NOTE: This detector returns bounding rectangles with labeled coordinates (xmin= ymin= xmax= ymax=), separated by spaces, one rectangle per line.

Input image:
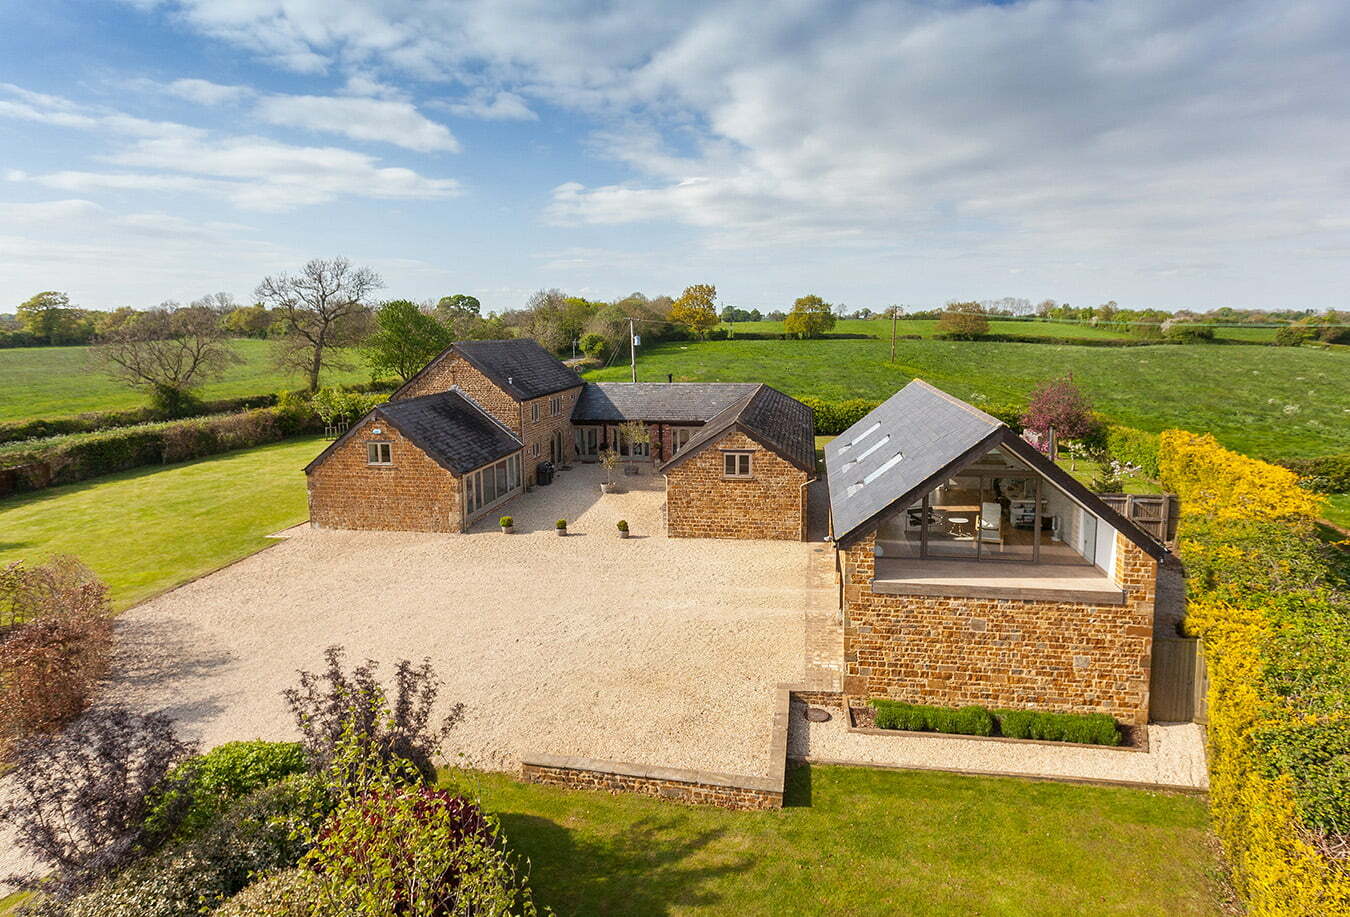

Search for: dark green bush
xmin=995 ymin=710 xmax=1121 ymax=746
xmin=1106 ymin=425 xmax=1161 ymax=478
xmin=1276 ymin=453 xmax=1350 ymax=494
xmin=869 ymin=700 xmax=995 ymax=736
xmin=145 ymin=741 xmax=309 ymax=840
xmin=38 ymin=774 xmax=333 ymax=917
xmin=0 ymin=395 xmax=279 ymax=446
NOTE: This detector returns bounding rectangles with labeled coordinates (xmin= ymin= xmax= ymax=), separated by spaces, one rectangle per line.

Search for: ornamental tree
xmin=1020 ymin=375 xmax=1100 ymax=449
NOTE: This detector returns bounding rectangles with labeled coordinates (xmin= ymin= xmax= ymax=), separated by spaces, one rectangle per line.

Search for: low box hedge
xmin=869 ymin=700 xmax=994 ymax=737
xmin=867 ymin=700 xmax=1122 ymax=746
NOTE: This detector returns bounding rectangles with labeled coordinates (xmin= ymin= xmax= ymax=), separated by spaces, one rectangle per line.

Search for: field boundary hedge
xmin=800 ymin=395 xmax=1024 ymax=436
xmin=0 ymin=380 xmax=395 ymax=446
xmin=1159 ymin=430 xmax=1349 ymax=914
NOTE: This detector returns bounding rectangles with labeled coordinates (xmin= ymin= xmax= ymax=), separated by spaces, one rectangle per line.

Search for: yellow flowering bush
xmin=1165 ymin=434 xmax=1349 ymax=915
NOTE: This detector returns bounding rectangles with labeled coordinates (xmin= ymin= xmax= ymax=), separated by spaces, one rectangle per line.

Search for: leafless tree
xmin=94 ymin=301 xmax=241 ymax=415
xmin=255 ymin=257 xmax=383 ymax=391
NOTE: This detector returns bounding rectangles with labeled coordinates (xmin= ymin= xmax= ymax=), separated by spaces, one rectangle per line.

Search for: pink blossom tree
xmin=1020 ymin=375 xmax=1099 ymax=459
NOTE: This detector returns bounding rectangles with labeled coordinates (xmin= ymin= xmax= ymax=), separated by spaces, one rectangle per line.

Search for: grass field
xmin=1325 ymin=494 xmax=1350 ymax=531
xmin=455 ymin=764 xmax=1223 ymax=916
xmin=0 ymin=340 xmax=373 ymax=423
xmin=723 ymin=317 xmax=1278 ymax=343
xmin=588 ymin=338 xmax=1347 ymax=458
xmin=0 ymin=436 xmax=327 ymax=608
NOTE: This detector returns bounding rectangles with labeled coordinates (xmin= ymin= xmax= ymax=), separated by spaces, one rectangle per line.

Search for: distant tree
xmin=1036 ymin=299 xmax=1057 ymax=316
xmin=1273 ymin=325 xmax=1309 ymax=347
xmin=362 ymin=300 xmax=453 ymax=383
xmin=16 ymin=291 xmax=94 ymax=345
xmin=934 ymin=302 xmax=989 ymax=340
xmin=222 ymin=303 xmax=272 ymax=337
xmin=784 ymin=294 xmax=837 ymax=338
xmin=1020 ymin=375 xmax=1100 ymax=448
xmin=578 ymin=332 xmax=608 ymax=360
xmin=433 ymin=294 xmax=483 ymax=339
xmin=94 ymin=302 xmax=242 ymax=415
xmin=766 ymin=310 xmax=786 ymax=321
xmin=670 ymin=284 xmax=718 ymax=338
xmin=256 ymin=257 xmax=383 ymax=391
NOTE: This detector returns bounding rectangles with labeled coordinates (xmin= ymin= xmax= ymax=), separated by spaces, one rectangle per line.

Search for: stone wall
xmin=396 ymin=353 xmax=521 ymax=434
xmin=664 ymin=430 xmax=809 ymax=540
xmin=520 ymin=759 xmax=782 ymax=811
xmin=841 ymin=531 xmax=1156 ymax=724
xmin=308 ymin=415 xmax=462 ymax=532
xmin=519 ymin=386 xmax=583 ymax=484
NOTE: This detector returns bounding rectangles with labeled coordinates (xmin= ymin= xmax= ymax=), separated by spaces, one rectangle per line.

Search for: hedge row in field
xmin=0 ymin=380 xmax=396 ymax=446
xmin=0 ymin=391 xmax=388 ymax=496
xmin=1159 ymin=430 xmax=1349 ymax=915
xmin=801 ymin=395 xmax=1024 ymax=436
xmin=1276 ymin=453 xmax=1350 ymax=494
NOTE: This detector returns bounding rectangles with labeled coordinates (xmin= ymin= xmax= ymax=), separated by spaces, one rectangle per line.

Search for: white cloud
xmin=254 ymin=94 xmax=459 ymax=152
xmin=162 ymin=78 xmax=252 ymax=105
xmin=443 ymin=89 xmax=536 ymax=121
xmin=0 ymin=85 xmax=461 ymax=211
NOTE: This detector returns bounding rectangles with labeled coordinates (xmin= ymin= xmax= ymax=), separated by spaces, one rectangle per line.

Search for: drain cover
xmin=804 ymin=707 xmax=832 ymax=723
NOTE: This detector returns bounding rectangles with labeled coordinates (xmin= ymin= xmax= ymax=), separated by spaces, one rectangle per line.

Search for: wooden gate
xmin=1098 ymin=493 xmax=1178 ymax=545
xmin=1150 ymin=636 xmax=1208 ymax=723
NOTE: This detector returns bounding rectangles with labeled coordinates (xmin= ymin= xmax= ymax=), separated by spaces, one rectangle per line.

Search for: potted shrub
xmin=555 ymin=519 xmax=567 ymax=537
xmin=599 ymin=449 xmax=621 ymax=494
xmin=499 ymin=515 xmax=514 ymax=534
xmin=616 ymin=520 xmax=629 ymax=539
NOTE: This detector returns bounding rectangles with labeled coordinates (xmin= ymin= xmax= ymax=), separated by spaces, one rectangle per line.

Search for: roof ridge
xmin=907 ymin=378 xmax=1004 ymax=427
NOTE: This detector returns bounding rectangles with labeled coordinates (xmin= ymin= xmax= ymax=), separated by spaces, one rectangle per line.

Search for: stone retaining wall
xmin=520 ymin=756 xmax=782 ymax=810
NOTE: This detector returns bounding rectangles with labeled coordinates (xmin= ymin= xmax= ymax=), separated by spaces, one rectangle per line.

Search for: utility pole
xmin=890 ymin=305 xmax=898 ymax=363
xmin=629 ymin=318 xmax=637 ymax=383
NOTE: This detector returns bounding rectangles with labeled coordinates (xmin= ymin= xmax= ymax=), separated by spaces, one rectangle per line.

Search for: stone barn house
xmin=306 ymin=339 xmax=816 ymax=539
xmin=826 ymin=380 xmax=1169 ymax=725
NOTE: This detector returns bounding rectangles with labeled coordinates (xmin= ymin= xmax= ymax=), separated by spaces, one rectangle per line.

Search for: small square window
xmin=723 ymin=451 xmax=752 ymax=478
xmin=531 ymin=403 xmax=540 ymax=423
xmin=367 ymin=442 xmax=392 ymax=465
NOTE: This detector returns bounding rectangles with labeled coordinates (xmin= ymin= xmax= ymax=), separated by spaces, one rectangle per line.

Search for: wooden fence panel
xmin=1099 ymin=493 xmax=1178 ymax=545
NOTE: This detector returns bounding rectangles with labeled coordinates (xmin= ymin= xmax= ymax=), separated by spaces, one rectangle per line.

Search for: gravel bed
xmin=789 ymin=703 xmax=1209 ymax=790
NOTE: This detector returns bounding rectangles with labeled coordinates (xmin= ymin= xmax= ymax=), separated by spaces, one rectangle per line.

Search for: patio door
xmin=576 ymin=426 xmax=599 ymax=458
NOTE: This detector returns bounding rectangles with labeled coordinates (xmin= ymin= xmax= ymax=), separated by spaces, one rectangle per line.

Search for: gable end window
xmin=723 ymin=451 xmax=753 ymax=479
xmin=531 ymin=403 xmax=540 ymax=423
xmin=549 ymin=396 xmax=561 ymax=416
xmin=367 ymin=442 xmax=392 ymax=465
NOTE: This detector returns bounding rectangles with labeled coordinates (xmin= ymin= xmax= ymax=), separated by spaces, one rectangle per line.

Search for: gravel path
xmin=106 ymin=464 xmax=819 ymax=776
xmin=788 ymin=703 xmax=1209 ymax=790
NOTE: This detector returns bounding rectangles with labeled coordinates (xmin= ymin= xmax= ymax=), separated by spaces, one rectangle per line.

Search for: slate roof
xmin=658 ymin=384 xmax=817 ymax=474
xmin=304 ymin=390 xmax=522 ymax=476
xmin=825 ymin=380 xmax=1003 ymax=544
xmin=452 ymin=339 xmax=584 ymax=401
xmin=392 ymin=338 xmax=584 ymax=403
xmin=825 ymin=379 xmax=1169 ymax=559
xmin=572 ymin=382 xmax=760 ymax=424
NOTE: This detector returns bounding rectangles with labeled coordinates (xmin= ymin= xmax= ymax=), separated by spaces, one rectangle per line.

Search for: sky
xmin=0 ymin=0 xmax=1348 ymax=314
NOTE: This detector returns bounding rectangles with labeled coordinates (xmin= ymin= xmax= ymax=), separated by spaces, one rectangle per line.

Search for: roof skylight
xmin=861 ymin=451 xmax=905 ymax=485
xmin=837 ymin=421 xmax=881 ymax=453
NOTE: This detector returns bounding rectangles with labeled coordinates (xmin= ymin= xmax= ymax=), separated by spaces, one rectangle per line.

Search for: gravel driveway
xmin=107 ymin=463 xmax=823 ymax=778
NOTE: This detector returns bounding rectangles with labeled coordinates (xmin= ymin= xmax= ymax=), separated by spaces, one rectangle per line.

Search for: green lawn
xmin=0 ymin=340 xmax=373 ymax=423
xmin=0 ymin=436 xmax=326 ymax=608
xmin=587 ymin=338 xmax=1347 ymax=458
xmin=1324 ymin=493 xmax=1350 ymax=531
xmin=453 ymin=764 xmax=1223 ymax=917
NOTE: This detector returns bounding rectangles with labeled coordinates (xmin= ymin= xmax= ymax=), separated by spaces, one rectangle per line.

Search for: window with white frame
xmin=723 ymin=451 xmax=752 ymax=478
xmin=367 ymin=442 xmax=392 ymax=465
xmin=531 ymin=402 xmax=540 ymax=423
xmin=464 ymin=454 xmax=521 ymax=517
xmin=531 ymin=442 xmax=540 ymax=458
xmin=672 ymin=427 xmax=693 ymax=453
xmin=549 ymin=396 xmax=561 ymax=416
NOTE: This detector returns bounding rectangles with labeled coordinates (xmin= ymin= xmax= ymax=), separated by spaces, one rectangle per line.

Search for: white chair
xmin=978 ymin=502 xmax=1004 ymax=551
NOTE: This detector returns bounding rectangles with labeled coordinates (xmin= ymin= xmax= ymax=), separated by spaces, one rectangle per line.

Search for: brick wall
xmin=841 ymin=530 xmax=1156 ymax=724
xmin=519 ymin=386 xmax=583 ymax=484
xmin=308 ymin=415 xmax=462 ymax=532
xmin=396 ymin=353 xmax=521 ymax=434
xmin=664 ymin=430 xmax=809 ymax=541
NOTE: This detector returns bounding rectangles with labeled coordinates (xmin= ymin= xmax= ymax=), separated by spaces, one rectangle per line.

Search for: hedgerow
xmin=803 ymin=395 xmax=1023 ymax=436
xmin=1160 ymin=430 xmax=1350 ymax=914
xmin=1277 ymin=453 xmax=1350 ymax=495
xmin=1105 ymin=426 xmax=1161 ymax=479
